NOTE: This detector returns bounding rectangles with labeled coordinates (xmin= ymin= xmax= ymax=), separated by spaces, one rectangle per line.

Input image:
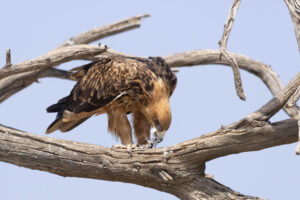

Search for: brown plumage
xmin=46 ymin=56 xmax=177 ymax=148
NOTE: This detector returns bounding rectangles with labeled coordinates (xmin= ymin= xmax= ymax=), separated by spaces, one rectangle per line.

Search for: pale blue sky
xmin=0 ymin=0 xmax=299 ymax=199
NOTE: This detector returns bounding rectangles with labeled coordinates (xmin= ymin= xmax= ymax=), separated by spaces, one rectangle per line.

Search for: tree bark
xmin=0 ymin=119 xmax=297 ymax=199
xmin=1 ymin=7 xmax=299 ymax=199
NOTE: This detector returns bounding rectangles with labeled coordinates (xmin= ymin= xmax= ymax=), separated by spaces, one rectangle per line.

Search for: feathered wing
xmin=46 ymin=57 xmax=156 ymax=134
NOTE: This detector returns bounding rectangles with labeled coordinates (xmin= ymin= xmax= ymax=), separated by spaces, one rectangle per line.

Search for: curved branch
xmin=1 ymin=119 xmax=295 ymax=199
xmin=58 ymin=14 xmax=149 ymax=48
xmin=219 ymin=0 xmax=245 ymax=100
xmin=0 ymin=45 xmax=107 ymax=80
xmin=285 ymin=0 xmax=300 ymax=51
xmin=0 ymin=68 xmax=75 ymax=103
xmin=163 ymin=50 xmax=299 ymax=118
xmin=0 ymin=14 xmax=149 ymax=103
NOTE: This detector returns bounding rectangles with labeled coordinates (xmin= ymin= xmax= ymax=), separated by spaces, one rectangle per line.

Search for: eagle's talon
xmin=112 ymin=144 xmax=136 ymax=156
xmin=137 ymin=141 xmax=153 ymax=149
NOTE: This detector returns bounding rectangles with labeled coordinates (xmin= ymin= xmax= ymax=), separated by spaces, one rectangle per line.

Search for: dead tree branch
xmin=284 ymin=0 xmax=300 ymax=51
xmin=1 ymin=8 xmax=299 ymax=199
xmin=228 ymin=72 xmax=300 ymax=130
xmin=0 ymin=45 xmax=107 ymax=80
xmin=58 ymin=14 xmax=149 ymax=48
xmin=296 ymin=112 xmax=300 ymax=154
xmin=164 ymin=50 xmax=299 ymax=119
xmin=1 ymin=118 xmax=297 ymax=199
xmin=2 ymin=49 xmax=12 ymax=69
xmin=219 ymin=0 xmax=245 ymax=100
xmin=287 ymin=86 xmax=300 ymax=108
xmin=0 ymin=14 xmax=149 ymax=103
xmin=249 ymin=72 xmax=300 ymax=121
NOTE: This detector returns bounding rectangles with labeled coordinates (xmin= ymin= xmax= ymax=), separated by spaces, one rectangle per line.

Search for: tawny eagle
xmin=46 ymin=56 xmax=177 ymax=150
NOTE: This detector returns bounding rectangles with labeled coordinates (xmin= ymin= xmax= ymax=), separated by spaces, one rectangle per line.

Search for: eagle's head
xmin=143 ymin=96 xmax=172 ymax=145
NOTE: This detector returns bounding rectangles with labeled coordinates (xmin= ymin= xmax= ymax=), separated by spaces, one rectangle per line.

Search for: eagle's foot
xmin=151 ymin=135 xmax=164 ymax=148
xmin=112 ymin=144 xmax=137 ymax=156
xmin=137 ymin=141 xmax=153 ymax=149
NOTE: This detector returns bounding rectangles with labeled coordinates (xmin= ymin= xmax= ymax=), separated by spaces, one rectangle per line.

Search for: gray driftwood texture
xmin=0 ymin=2 xmax=300 ymax=199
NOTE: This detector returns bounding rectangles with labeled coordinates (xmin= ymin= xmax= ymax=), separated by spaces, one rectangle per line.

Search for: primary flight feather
xmin=46 ymin=56 xmax=177 ymax=149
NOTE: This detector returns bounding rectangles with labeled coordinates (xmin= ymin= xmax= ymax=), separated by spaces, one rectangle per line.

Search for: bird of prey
xmin=46 ymin=56 xmax=177 ymax=151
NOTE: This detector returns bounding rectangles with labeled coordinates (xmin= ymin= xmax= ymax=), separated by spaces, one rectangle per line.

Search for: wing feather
xmin=46 ymin=56 xmax=177 ymax=133
xmin=68 ymin=57 xmax=155 ymax=114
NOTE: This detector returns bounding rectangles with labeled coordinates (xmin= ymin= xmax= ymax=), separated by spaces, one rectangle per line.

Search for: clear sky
xmin=0 ymin=0 xmax=299 ymax=199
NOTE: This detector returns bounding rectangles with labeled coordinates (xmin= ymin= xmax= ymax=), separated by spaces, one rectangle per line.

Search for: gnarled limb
xmin=2 ymin=49 xmax=11 ymax=69
xmin=164 ymin=50 xmax=299 ymax=119
xmin=1 ymin=118 xmax=296 ymax=199
xmin=1 ymin=7 xmax=299 ymax=199
xmin=0 ymin=14 xmax=149 ymax=103
xmin=57 ymin=14 xmax=149 ymax=48
xmin=219 ymin=0 xmax=245 ymax=100
xmin=0 ymin=45 xmax=107 ymax=80
xmin=284 ymin=0 xmax=300 ymax=51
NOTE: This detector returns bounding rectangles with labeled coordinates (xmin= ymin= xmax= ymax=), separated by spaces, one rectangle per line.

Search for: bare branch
xmin=0 ymin=118 xmax=295 ymax=199
xmin=0 ymin=14 xmax=149 ymax=104
xmin=38 ymin=68 xmax=75 ymax=80
xmin=247 ymin=72 xmax=300 ymax=122
xmin=219 ymin=0 xmax=245 ymax=100
xmin=58 ymin=14 xmax=150 ymax=48
xmin=0 ymin=45 xmax=107 ymax=80
xmin=0 ymin=68 xmax=75 ymax=103
xmin=225 ymin=73 xmax=300 ymax=130
xmin=2 ymin=49 xmax=12 ymax=69
xmin=296 ymin=111 xmax=300 ymax=154
xmin=287 ymin=85 xmax=300 ymax=108
xmin=284 ymin=0 xmax=300 ymax=51
xmin=164 ymin=50 xmax=299 ymax=119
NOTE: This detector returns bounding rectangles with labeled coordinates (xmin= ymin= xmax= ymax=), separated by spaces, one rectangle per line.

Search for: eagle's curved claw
xmin=137 ymin=141 xmax=153 ymax=149
xmin=151 ymin=131 xmax=164 ymax=148
xmin=112 ymin=144 xmax=137 ymax=156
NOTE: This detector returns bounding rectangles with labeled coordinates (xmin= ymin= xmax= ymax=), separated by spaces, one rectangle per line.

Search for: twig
xmin=0 ymin=45 xmax=107 ymax=80
xmin=0 ymin=14 xmax=149 ymax=103
xmin=58 ymin=14 xmax=150 ymax=48
xmin=296 ymin=111 xmax=300 ymax=155
xmin=219 ymin=0 xmax=245 ymax=100
xmin=2 ymin=49 xmax=12 ymax=68
xmin=164 ymin=49 xmax=299 ymax=119
xmin=38 ymin=68 xmax=75 ymax=80
xmin=230 ymin=72 xmax=300 ymax=130
xmin=0 ymin=118 xmax=297 ymax=199
xmin=284 ymin=0 xmax=300 ymax=51
xmin=0 ymin=69 xmax=75 ymax=103
xmin=287 ymin=85 xmax=300 ymax=108
xmin=251 ymin=72 xmax=300 ymax=121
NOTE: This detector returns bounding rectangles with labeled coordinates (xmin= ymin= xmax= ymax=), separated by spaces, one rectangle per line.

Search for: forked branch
xmin=219 ymin=0 xmax=245 ymax=100
xmin=1 ymin=8 xmax=299 ymax=199
xmin=58 ymin=14 xmax=150 ymax=48
xmin=0 ymin=117 xmax=297 ymax=199
xmin=285 ymin=0 xmax=300 ymax=51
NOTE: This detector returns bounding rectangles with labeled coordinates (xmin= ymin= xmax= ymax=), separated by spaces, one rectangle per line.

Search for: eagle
xmin=46 ymin=56 xmax=177 ymax=151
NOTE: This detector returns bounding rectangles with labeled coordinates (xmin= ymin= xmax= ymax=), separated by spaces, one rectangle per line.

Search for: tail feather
xmin=46 ymin=117 xmax=90 ymax=134
xmin=46 ymin=96 xmax=90 ymax=134
xmin=47 ymin=96 xmax=68 ymax=113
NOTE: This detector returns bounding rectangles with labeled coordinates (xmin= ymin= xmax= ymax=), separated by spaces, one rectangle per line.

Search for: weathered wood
xmin=0 ymin=119 xmax=297 ymax=199
xmin=58 ymin=14 xmax=149 ymax=48
xmin=219 ymin=0 xmax=245 ymax=100
xmin=284 ymin=0 xmax=300 ymax=51
xmin=1 ymin=6 xmax=299 ymax=199
xmin=164 ymin=50 xmax=300 ymax=119
xmin=0 ymin=14 xmax=149 ymax=103
xmin=0 ymin=45 xmax=107 ymax=80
